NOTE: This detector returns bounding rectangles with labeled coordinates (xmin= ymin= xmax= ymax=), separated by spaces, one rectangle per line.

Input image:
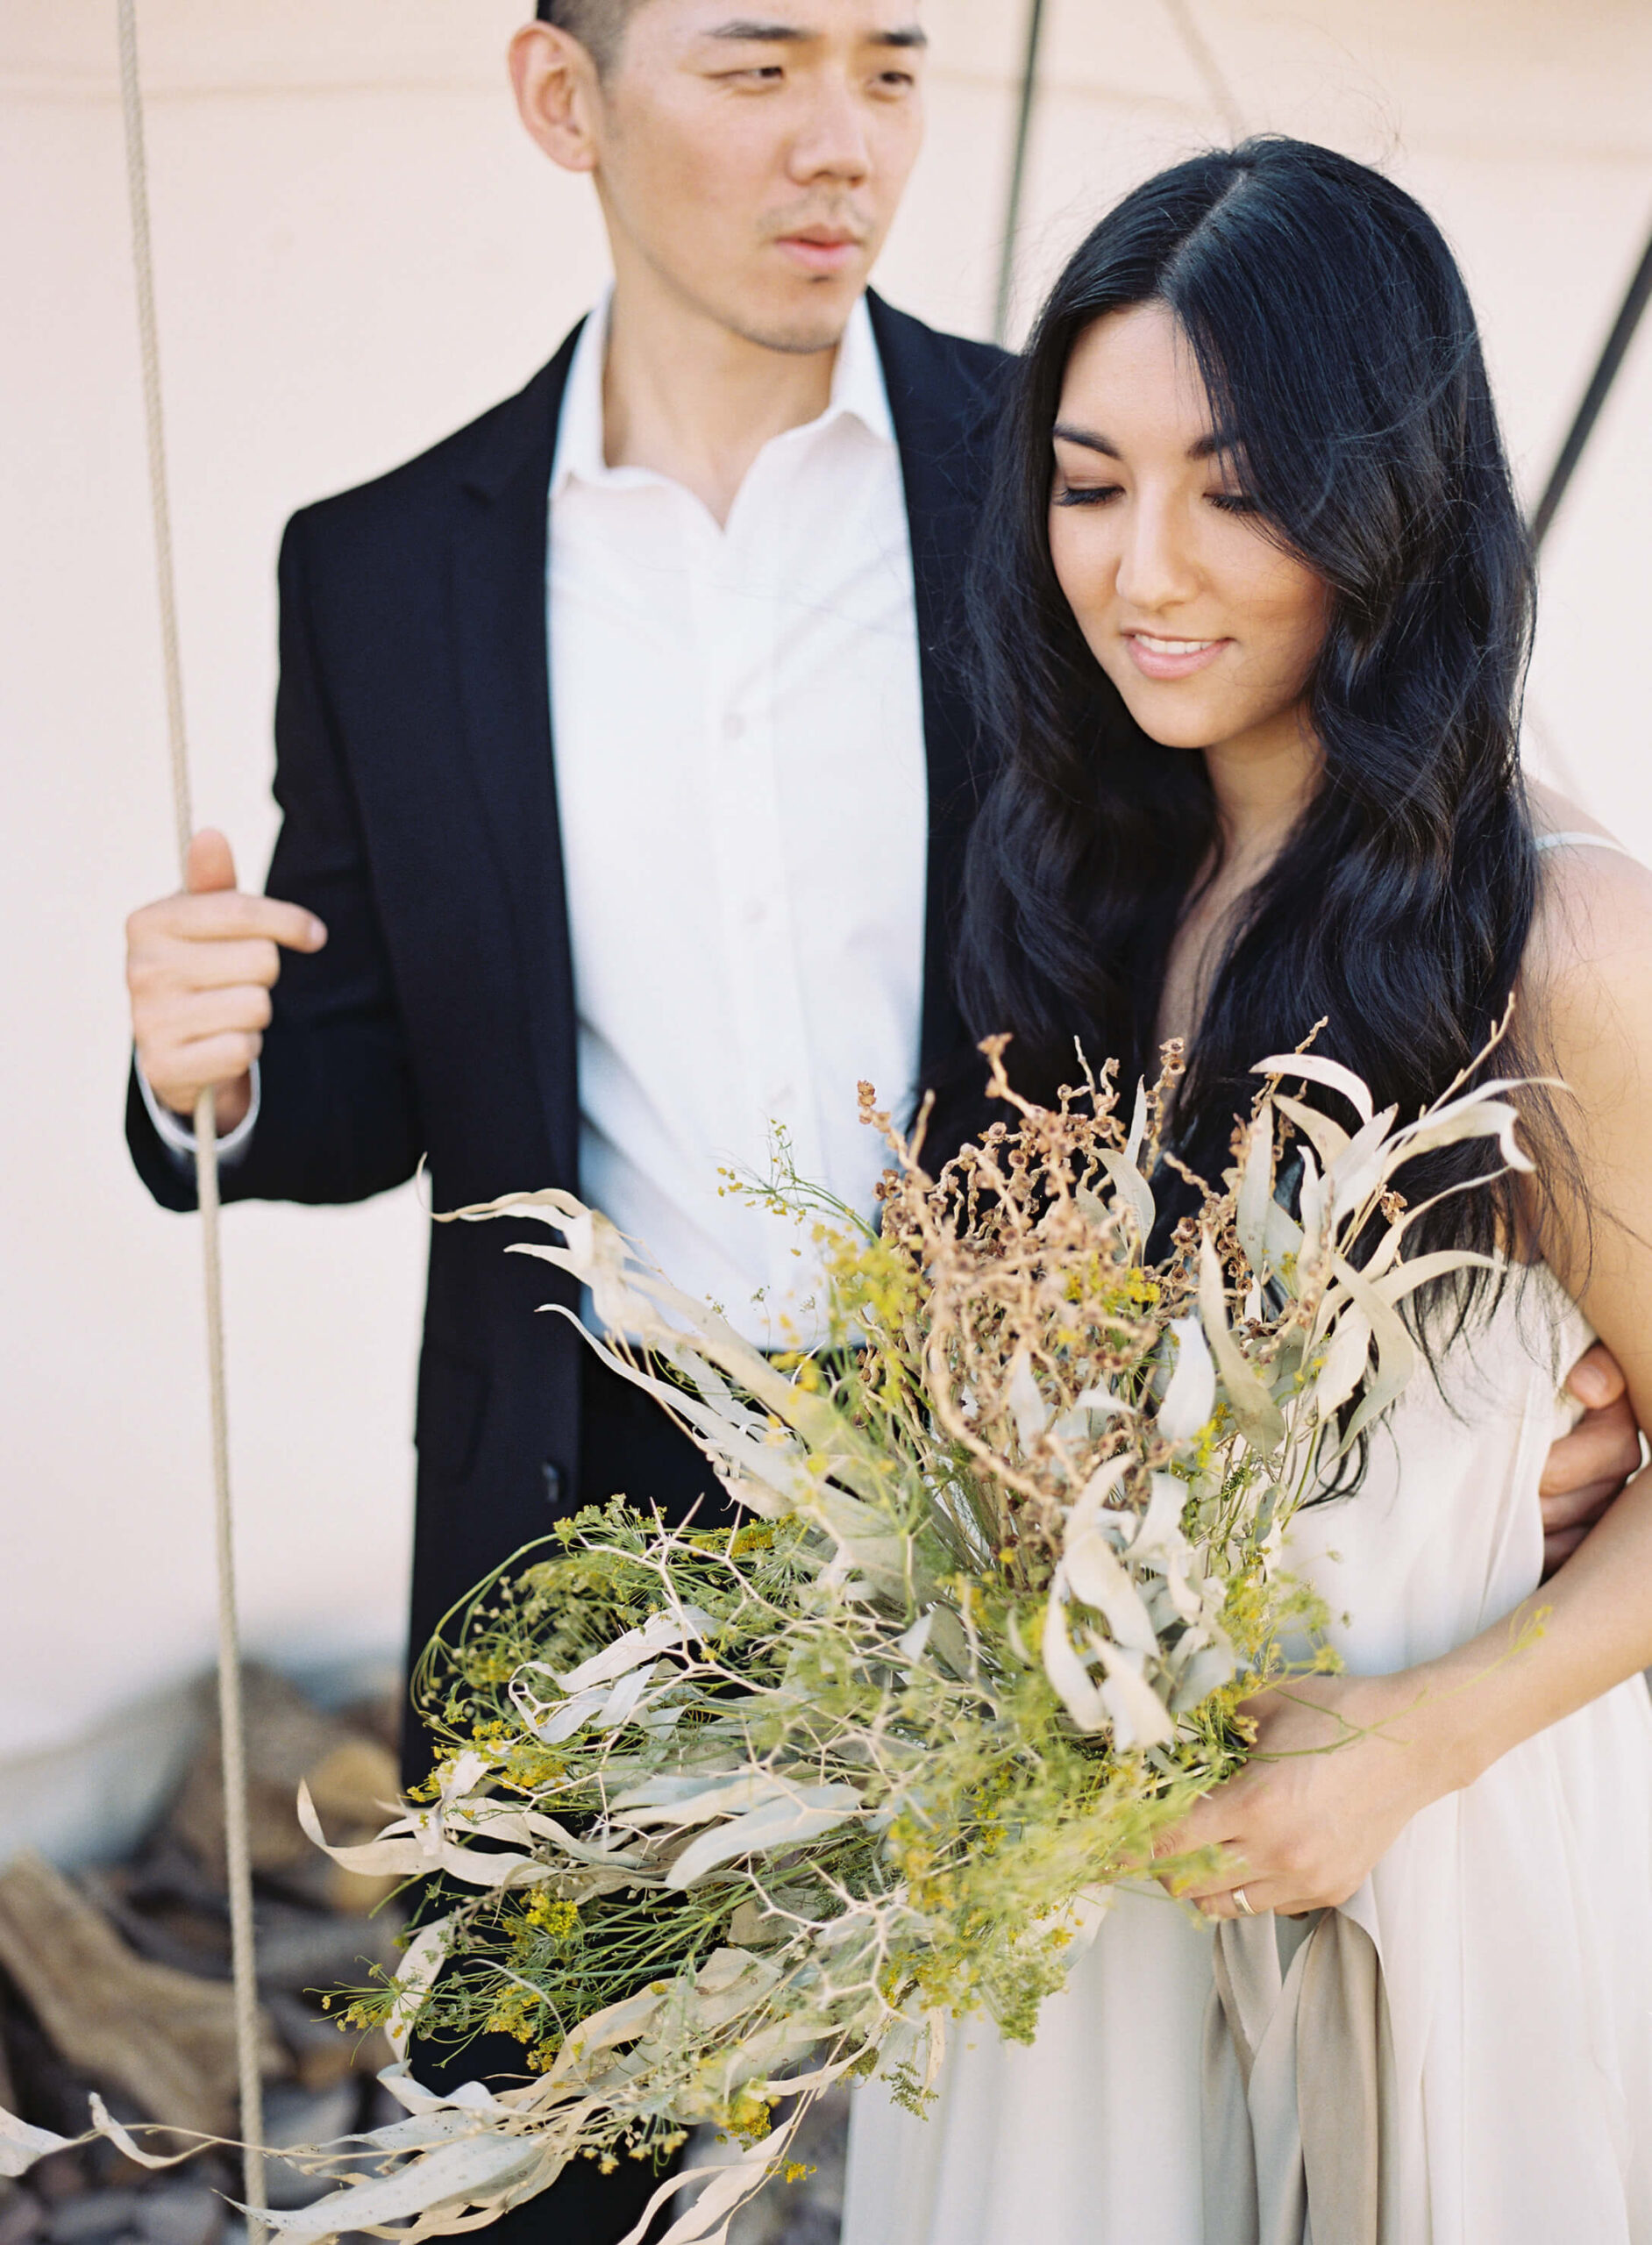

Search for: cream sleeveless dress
xmin=844 ymin=844 xmax=1652 ymax=2245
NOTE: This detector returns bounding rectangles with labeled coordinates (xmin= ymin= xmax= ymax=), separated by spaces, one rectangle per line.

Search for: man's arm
xmin=125 ymin=511 xmax=424 ymax=1212
xmin=127 ymin=823 xmax=317 ymax=1169
xmin=134 ymin=1048 xmax=261 ymax=1169
xmin=1542 ymin=1343 xmax=1645 ymax=1573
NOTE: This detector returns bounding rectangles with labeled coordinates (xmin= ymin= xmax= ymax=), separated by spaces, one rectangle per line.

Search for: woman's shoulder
xmin=1527 ymin=778 xmax=1637 ymax=869
xmin=1524 ymin=782 xmax=1652 ymax=1015
xmin=1519 ymin=807 xmax=1652 ymax=1412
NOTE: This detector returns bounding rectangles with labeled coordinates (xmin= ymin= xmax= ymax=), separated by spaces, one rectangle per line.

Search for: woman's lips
xmin=1122 ymin=631 xmax=1229 ymax=681
xmin=775 ymin=234 xmax=860 ymax=275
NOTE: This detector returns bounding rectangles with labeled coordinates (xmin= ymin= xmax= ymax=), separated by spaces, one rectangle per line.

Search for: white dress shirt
xmin=145 ymin=294 xmax=929 ymax=1351
xmin=550 ymin=294 xmax=929 ymax=1346
xmin=138 ymin=1058 xmax=260 ymax=1164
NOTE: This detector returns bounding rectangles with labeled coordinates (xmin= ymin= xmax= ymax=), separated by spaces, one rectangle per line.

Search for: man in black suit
xmin=127 ymin=0 xmax=1002 ymax=1664
xmin=123 ymin=1 xmax=1638 ymax=2231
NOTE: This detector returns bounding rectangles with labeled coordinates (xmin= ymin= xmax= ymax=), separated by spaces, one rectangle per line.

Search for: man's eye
xmin=875 ymin=70 xmax=916 ymax=89
xmin=719 ymin=65 xmax=785 ymax=85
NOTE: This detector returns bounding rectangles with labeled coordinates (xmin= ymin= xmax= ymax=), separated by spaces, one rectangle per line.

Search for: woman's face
xmin=1048 ymin=302 xmax=1330 ymax=763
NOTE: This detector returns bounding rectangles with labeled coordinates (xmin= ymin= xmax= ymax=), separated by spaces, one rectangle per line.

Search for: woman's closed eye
xmin=1051 ymin=483 xmax=1263 ymax=515
xmin=1053 ymin=482 xmax=1123 ymax=508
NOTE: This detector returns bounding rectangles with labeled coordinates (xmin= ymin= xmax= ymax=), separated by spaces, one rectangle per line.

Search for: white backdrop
xmin=3 ymin=0 xmax=1648 ymax=1861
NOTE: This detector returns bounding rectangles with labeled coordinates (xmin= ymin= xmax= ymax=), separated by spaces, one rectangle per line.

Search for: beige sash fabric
xmin=1202 ymin=1910 xmax=1400 ymax=2245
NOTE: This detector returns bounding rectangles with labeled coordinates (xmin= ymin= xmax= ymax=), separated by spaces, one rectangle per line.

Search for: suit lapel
xmin=449 ymin=328 xmax=584 ymax=1181
xmin=868 ymin=293 xmax=1006 ymax=1082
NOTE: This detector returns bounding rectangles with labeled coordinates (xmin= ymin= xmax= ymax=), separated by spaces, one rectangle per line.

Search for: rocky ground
xmin=0 ymin=1668 xmax=402 ymax=2245
xmin=0 ymin=1664 xmax=850 ymax=2245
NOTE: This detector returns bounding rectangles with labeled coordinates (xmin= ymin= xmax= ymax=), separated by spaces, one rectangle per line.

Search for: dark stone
xmin=132 ymin=2184 xmax=223 ymax=2245
xmin=45 ymin=2192 xmax=141 ymax=2244
xmin=0 ymin=2186 xmax=45 ymax=2245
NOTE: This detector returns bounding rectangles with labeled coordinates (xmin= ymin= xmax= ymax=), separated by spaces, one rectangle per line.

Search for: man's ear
xmin=509 ymin=22 xmax=603 ymax=175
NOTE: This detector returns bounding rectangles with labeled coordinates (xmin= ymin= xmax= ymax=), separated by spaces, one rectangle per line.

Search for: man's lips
xmin=1122 ymin=631 xmax=1230 ymax=681
xmin=774 ymin=231 xmax=863 ymax=275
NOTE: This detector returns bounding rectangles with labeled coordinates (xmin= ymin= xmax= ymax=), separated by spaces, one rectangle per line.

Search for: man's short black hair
xmin=535 ymin=0 xmax=639 ymax=77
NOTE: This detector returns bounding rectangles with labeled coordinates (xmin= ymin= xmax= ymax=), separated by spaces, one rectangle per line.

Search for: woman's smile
xmin=1122 ymin=630 xmax=1230 ymax=681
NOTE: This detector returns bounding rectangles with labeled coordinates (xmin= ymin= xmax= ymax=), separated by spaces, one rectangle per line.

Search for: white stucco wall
xmin=2 ymin=0 xmax=1648 ymax=1862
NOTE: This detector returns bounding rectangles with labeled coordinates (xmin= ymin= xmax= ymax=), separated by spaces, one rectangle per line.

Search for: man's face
xmin=589 ymin=1 xmax=927 ymax=353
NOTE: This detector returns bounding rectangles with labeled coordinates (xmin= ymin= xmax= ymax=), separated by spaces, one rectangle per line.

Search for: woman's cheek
xmin=1050 ymin=523 xmax=1114 ymax=652
xmin=1048 ymin=517 xmax=1085 ymax=616
xmin=1260 ymin=567 xmax=1332 ymax=691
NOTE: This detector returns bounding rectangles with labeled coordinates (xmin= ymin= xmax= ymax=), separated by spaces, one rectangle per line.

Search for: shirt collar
xmin=550 ymin=289 xmax=894 ymax=499
xmin=822 ymin=291 xmax=897 ymax=447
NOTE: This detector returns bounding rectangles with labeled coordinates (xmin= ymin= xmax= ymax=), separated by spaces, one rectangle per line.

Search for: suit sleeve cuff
xmin=135 ymin=1057 xmax=260 ymax=1168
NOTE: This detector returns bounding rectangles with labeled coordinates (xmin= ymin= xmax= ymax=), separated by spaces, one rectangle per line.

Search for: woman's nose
xmin=1114 ymin=499 xmax=1199 ymax=612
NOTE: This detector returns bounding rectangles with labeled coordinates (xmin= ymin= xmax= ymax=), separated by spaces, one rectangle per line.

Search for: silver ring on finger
xmin=1232 ymin=1885 xmax=1257 ymax=1918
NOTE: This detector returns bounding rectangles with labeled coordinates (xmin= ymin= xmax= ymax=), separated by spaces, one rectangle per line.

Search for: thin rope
xmin=1159 ymin=0 xmax=1248 ymax=145
xmin=114 ymin=7 xmax=267 ymax=2233
xmin=1530 ymin=220 xmax=1652 ymax=551
xmin=993 ymin=0 xmax=1048 ymax=346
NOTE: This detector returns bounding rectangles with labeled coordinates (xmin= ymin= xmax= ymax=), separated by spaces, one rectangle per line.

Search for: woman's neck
xmin=1200 ymin=704 xmax=1321 ymax=873
xmin=1157 ymin=706 xmax=1320 ymax=1051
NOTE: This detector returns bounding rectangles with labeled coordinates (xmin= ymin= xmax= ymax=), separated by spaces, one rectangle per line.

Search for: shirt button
xmin=542 ymin=1460 xmax=564 ymax=1508
xmin=768 ymin=1084 xmax=796 ymax=1114
xmin=743 ymin=895 xmax=765 ymax=928
xmin=724 ymin=712 xmax=746 ymax=740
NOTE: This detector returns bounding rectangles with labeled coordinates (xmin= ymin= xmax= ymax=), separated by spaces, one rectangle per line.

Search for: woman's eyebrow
xmin=1051 ymin=423 xmax=1120 ymax=458
xmin=1054 ymin=424 xmax=1240 ymax=462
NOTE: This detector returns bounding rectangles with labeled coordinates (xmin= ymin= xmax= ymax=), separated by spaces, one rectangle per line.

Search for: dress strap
xmin=1534 ymin=830 xmax=1631 ymax=855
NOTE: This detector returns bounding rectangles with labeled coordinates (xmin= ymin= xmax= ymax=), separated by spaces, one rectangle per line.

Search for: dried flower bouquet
xmin=0 ymin=1043 xmax=1527 ymax=2243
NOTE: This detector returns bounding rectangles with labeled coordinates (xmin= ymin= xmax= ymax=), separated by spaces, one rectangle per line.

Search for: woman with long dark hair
xmin=845 ymin=139 xmax=1652 ymax=2241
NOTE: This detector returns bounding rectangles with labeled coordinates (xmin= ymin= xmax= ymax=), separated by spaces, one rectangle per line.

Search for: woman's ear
xmin=509 ymin=21 xmax=603 ymax=176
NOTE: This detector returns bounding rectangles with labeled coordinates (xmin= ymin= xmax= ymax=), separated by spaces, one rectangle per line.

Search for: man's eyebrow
xmin=703 ymin=18 xmax=928 ymax=45
xmin=705 ymin=18 xmax=811 ymax=38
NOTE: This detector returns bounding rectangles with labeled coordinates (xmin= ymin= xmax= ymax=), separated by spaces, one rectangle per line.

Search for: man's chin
xmin=722 ymin=279 xmax=867 ymax=358
xmin=737 ymin=320 xmax=852 ymax=357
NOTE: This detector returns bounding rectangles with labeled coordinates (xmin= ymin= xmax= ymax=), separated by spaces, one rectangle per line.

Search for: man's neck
xmin=601 ymin=265 xmax=845 ymax=527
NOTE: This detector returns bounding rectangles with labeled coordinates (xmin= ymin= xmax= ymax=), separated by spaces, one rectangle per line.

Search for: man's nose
xmin=787 ymin=79 xmax=873 ymax=185
xmin=1114 ymin=498 xmax=1199 ymax=612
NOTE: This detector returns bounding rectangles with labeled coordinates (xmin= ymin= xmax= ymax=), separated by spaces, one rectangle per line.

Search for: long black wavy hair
xmin=945 ymin=137 xmax=1549 ymax=1334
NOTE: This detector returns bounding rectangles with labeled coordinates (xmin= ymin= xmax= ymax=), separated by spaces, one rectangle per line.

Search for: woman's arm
xmin=1165 ymin=841 xmax=1652 ymax=1918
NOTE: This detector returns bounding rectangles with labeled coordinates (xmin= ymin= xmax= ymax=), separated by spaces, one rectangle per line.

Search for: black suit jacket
xmin=127 ymin=295 xmax=1009 ymax=1664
